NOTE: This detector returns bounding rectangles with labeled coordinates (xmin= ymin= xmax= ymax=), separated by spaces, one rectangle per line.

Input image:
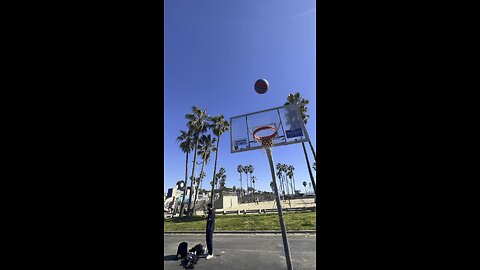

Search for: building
xmin=214 ymin=191 xmax=239 ymax=209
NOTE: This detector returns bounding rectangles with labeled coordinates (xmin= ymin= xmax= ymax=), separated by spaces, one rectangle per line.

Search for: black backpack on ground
xmin=176 ymin=242 xmax=188 ymax=259
xmin=189 ymin=244 xmax=205 ymax=256
xmin=184 ymin=244 xmax=204 ymax=269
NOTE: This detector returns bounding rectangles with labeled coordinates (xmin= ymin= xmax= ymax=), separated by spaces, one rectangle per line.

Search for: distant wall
xmin=214 ymin=195 xmax=238 ymax=209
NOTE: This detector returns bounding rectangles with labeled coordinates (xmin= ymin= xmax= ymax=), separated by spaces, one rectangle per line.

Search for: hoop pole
xmin=265 ymin=147 xmax=293 ymax=270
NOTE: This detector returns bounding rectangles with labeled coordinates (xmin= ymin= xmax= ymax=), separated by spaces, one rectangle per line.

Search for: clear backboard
xmin=230 ymin=104 xmax=310 ymax=153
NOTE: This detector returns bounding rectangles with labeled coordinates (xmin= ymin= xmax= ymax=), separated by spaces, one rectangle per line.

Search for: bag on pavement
xmin=176 ymin=242 xmax=188 ymax=259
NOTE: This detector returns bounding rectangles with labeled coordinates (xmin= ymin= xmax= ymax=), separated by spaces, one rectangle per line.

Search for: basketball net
xmin=251 ymin=125 xmax=277 ymax=154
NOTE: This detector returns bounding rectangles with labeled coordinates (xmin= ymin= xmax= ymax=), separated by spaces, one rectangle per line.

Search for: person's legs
xmin=206 ymin=231 xmax=213 ymax=256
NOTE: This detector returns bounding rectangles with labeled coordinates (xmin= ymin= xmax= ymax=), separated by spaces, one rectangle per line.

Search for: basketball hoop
xmin=253 ymin=125 xmax=278 ymax=150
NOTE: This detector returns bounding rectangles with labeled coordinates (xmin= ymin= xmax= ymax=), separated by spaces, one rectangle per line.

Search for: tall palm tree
xmin=243 ymin=165 xmax=249 ymax=196
xmin=248 ymin=165 xmax=254 ymax=195
xmin=281 ymin=164 xmax=289 ymax=196
xmin=237 ymin=165 xmax=243 ymax=198
xmin=192 ymin=134 xmax=216 ymax=213
xmin=176 ymin=129 xmax=194 ymax=217
xmin=219 ymin=168 xmax=227 ymax=195
xmin=275 ymin=163 xmax=284 ymax=200
xmin=251 ymin=176 xmax=256 ymax=194
xmin=209 ymin=114 xmax=229 ymax=206
xmin=285 ymin=92 xmax=316 ymax=196
xmin=185 ymin=106 xmax=210 ymax=216
xmin=216 ymin=167 xmax=226 ymax=191
xmin=287 ymin=165 xmax=296 ymax=195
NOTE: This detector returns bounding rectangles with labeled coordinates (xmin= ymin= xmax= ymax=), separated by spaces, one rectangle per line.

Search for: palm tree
xmin=219 ymin=168 xmax=227 ymax=195
xmin=281 ymin=164 xmax=289 ymax=196
xmin=176 ymin=129 xmax=194 ymax=217
xmin=285 ymin=92 xmax=316 ymax=196
xmin=275 ymin=163 xmax=284 ymax=200
xmin=248 ymin=165 xmax=254 ymax=195
xmin=192 ymin=134 xmax=216 ymax=213
xmin=287 ymin=165 xmax=296 ymax=195
xmin=243 ymin=165 xmax=249 ymax=196
xmin=185 ymin=106 xmax=210 ymax=216
xmin=209 ymin=115 xmax=230 ymax=206
xmin=237 ymin=165 xmax=243 ymax=198
xmin=303 ymin=181 xmax=307 ymax=194
xmin=251 ymin=176 xmax=256 ymax=194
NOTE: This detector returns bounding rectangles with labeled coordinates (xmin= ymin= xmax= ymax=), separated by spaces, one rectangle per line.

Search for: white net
xmin=250 ymin=126 xmax=277 ymax=153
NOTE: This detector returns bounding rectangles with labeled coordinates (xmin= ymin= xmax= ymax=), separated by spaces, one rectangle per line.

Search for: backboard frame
xmin=230 ymin=104 xmax=310 ymax=153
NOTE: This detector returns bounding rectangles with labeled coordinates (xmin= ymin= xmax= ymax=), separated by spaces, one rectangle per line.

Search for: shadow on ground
xmin=164 ymin=255 xmax=178 ymax=261
xmin=166 ymin=216 xmax=205 ymax=223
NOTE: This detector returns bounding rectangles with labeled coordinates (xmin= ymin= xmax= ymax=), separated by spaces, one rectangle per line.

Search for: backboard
xmin=230 ymin=104 xmax=310 ymax=153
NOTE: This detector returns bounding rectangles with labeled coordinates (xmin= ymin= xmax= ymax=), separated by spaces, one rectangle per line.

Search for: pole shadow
xmin=164 ymin=255 xmax=178 ymax=261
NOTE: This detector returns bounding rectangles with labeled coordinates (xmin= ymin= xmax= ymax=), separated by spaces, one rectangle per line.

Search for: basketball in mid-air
xmin=254 ymin=79 xmax=269 ymax=94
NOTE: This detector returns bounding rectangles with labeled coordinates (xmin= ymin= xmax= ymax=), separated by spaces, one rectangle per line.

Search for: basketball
xmin=254 ymin=79 xmax=269 ymax=94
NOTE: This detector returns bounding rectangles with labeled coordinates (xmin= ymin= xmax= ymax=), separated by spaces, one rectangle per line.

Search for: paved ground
xmin=164 ymin=233 xmax=316 ymax=270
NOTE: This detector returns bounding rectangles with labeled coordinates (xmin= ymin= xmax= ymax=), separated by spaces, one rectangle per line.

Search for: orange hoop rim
xmin=253 ymin=125 xmax=278 ymax=141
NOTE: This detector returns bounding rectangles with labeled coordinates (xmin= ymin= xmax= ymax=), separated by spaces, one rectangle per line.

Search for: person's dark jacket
xmin=206 ymin=209 xmax=215 ymax=232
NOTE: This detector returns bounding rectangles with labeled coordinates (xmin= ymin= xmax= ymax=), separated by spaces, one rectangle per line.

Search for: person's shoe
xmin=206 ymin=254 xmax=214 ymax=260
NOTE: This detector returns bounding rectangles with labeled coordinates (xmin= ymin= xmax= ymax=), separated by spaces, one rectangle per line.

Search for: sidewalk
xmin=164 ymin=230 xmax=316 ymax=234
xmin=164 ymin=234 xmax=316 ymax=270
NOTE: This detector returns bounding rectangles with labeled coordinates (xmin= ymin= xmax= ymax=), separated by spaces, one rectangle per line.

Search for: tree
xmin=287 ymin=165 xmax=296 ymax=195
xmin=243 ymin=165 xmax=249 ymax=196
xmin=285 ymin=92 xmax=316 ymax=196
xmin=237 ymin=165 xmax=243 ymax=198
xmin=303 ymin=181 xmax=307 ymax=194
xmin=192 ymin=134 xmax=216 ymax=213
xmin=185 ymin=106 xmax=210 ymax=216
xmin=248 ymin=165 xmax=254 ymax=195
xmin=251 ymin=176 xmax=256 ymax=194
xmin=219 ymin=171 xmax=227 ymax=195
xmin=176 ymin=129 xmax=194 ymax=217
xmin=209 ymin=114 xmax=230 ymax=207
xmin=281 ymin=164 xmax=289 ymax=196
xmin=216 ymin=167 xmax=226 ymax=195
xmin=275 ymin=163 xmax=284 ymax=200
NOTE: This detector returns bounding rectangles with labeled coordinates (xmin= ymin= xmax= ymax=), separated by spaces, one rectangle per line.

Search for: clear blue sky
xmin=164 ymin=0 xmax=316 ymax=194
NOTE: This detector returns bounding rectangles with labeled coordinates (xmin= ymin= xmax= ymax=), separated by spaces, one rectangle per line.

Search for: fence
xmin=215 ymin=206 xmax=316 ymax=216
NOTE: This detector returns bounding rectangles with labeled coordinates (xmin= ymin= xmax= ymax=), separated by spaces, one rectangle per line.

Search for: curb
xmin=164 ymin=230 xmax=316 ymax=234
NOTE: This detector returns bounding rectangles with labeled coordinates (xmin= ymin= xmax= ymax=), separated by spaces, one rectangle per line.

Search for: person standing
xmin=205 ymin=203 xmax=215 ymax=260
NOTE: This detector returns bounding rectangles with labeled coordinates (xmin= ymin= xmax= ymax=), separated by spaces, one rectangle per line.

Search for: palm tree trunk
xmin=192 ymin=158 xmax=206 ymax=214
xmin=210 ymin=137 xmax=220 ymax=206
xmin=186 ymin=140 xmax=199 ymax=216
xmin=308 ymin=140 xmax=316 ymax=161
xmin=179 ymin=152 xmax=189 ymax=217
xmin=292 ymin=176 xmax=296 ymax=195
xmin=291 ymin=177 xmax=294 ymax=195
xmin=239 ymin=173 xmax=242 ymax=198
xmin=302 ymin=142 xmax=316 ymax=196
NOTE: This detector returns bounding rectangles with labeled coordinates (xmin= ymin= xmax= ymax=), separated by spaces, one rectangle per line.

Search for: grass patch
xmin=164 ymin=211 xmax=316 ymax=231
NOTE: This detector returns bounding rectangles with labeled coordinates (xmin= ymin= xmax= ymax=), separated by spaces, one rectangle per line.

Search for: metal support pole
xmin=265 ymin=148 xmax=293 ymax=270
xmin=302 ymin=142 xmax=316 ymax=196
